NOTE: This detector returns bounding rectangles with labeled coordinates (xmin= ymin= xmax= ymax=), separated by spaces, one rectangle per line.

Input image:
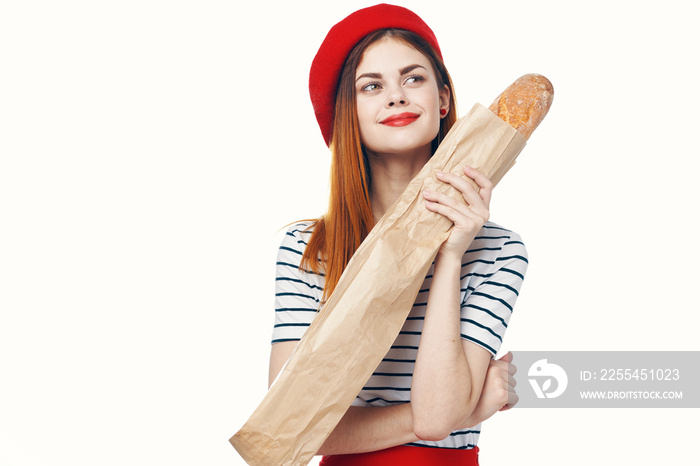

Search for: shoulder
xmin=276 ymin=220 xmax=325 ymax=279
xmin=473 ymin=221 xmax=527 ymax=259
xmin=278 ymin=221 xmax=315 ymax=257
xmin=462 ymin=221 xmax=528 ymax=280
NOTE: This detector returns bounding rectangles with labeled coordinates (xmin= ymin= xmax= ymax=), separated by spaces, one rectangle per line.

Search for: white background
xmin=1 ymin=0 xmax=698 ymax=464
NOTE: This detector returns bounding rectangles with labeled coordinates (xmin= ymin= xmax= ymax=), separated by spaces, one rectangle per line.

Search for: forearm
xmin=457 ymin=383 xmax=505 ymax=429
xmin=317 ymin=403 xmax=419 ymax=456
xmin=460 ymin=405 xmax=489 ymax=429
xmin=411 ymin=252 xmax=476 ymax=439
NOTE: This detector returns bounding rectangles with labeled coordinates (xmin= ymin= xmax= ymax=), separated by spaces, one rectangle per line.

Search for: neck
xmin=368 ymin=145 xmax=432 ymax=222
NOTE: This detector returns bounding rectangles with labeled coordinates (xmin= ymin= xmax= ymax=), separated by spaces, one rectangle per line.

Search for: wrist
xmin=434 ymin=250 xmax=463 ymax=269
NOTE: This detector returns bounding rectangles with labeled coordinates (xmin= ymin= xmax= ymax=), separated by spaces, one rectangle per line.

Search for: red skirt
xmin=319 ymin=445 xmax=479 ymax=466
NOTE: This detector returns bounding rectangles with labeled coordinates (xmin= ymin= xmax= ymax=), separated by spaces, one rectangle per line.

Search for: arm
xmin=461 ymin=351 xmax=519 ymax=427
xmin=319 ymin=352 xmax=518 ymax=454
xmin=412 ymin=167 xmax=494 ymax=440
xmin=411 ymin=251 xmax=493 ymax=439
xmin=269 ymin=342 xmax=517 ymax=454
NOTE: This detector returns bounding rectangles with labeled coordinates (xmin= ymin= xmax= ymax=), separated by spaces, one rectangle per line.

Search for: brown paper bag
xmin=230 ymin=103 xmax=526 ymax=465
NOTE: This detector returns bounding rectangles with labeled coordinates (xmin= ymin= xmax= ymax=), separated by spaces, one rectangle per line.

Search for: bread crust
xmin=488 ymin=74 xmax=554 ymax=140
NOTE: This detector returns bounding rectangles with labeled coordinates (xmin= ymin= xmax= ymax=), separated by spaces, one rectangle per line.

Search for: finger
xmin=436 ymin=171 xmax=488 ymax=216
xmin=463 ymin=166 xmax=493 ymax=205
xmin=424 ymin=201 xmax=484 ymax=234
xmin=423 ymin=191 xmax=485 ymax=226
xmin=508 ymin=373 xmax=517 ymax=388
xmin=488 ymin=359 xmax=510 ymax=377
xmin=499 ymin=384 xmax=519 ymax=411
xmin=497 ymin=351 xmax=513 ymax=363
xmin=423 ymin=187 xmax=470 ymax=213
xmin=490 ymin=359 xmax=517 ymax=378
xmin=504 ymin=390 xmax=519 ymax=410
xmin=424 ymin=191 xmax=489 ymax=230
xmin=463 ymin=166 xmax=494 ymax=200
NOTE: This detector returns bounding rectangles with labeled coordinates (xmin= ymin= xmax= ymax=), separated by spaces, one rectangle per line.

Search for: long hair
xmin=301 ymin=29 xmax=458 ymax=303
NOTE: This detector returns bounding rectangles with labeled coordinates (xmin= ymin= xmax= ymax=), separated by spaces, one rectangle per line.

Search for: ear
xmin=439 ymin=83 xmax=451 ymax=116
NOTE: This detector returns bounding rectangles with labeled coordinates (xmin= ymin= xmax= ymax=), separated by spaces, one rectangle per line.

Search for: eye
xmin=404 ymin=74 xmax=425 ymax=86
xmin=360 ymin=82 xmax=382 ymax=92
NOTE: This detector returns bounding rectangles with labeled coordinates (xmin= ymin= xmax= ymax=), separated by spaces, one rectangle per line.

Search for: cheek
xmin=356 ymin=101 xmax=376 ymax=132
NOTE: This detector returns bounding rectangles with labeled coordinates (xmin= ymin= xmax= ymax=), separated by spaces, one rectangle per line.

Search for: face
xmin=355 ymin=38 xmax=450 ymax=158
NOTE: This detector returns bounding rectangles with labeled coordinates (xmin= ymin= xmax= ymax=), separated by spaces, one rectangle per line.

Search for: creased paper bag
xmin=230 ymin=103 xmax=526 ymax=465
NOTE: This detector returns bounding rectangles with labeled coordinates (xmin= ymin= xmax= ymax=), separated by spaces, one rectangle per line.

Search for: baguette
xmin=488 ymin=73 xmax=554 ymax=140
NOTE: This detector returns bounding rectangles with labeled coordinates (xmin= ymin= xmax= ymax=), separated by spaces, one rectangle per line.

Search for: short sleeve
xmin=460 ymin=230 xmax=528 ymax=357
xmin=271 ymin=223 xmax=324 ymax=344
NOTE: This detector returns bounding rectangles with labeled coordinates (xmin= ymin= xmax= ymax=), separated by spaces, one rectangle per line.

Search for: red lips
xmin=379 ymin=112 xmax=420 ymax=127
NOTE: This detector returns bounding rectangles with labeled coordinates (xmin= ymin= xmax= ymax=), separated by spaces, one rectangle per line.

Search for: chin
xmin=363 ymin=133 xmax=433 ymax=156
xmin=372 ymin=137 xmax=434 ymax=156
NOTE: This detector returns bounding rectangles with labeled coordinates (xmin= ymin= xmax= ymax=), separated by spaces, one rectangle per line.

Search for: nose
xmin=386 ymin=85 xmax=408 ymax=108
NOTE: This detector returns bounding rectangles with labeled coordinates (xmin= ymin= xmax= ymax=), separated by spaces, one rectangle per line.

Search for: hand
xmin=422 ymin=166 xmax=492 ymax=260
xmin=461 ymin=351 xmax=518 ymax=428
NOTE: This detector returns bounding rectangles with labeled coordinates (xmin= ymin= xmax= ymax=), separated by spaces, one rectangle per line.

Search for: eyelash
xmin=362 ymin=82 xmax=381 ymax=92
xmin=360 ymin=74 xmax=426 ymax=92
xmin=405 ymin=74 xmax=425 ymax=85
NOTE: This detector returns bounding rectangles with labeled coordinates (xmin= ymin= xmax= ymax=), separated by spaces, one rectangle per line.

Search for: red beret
xmin=309 ymin=3 xmax=443 ymax=146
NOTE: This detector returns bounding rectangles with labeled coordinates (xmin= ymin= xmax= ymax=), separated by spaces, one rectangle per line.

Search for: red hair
xmin=301 ymin=29 xmax=457 ymax=303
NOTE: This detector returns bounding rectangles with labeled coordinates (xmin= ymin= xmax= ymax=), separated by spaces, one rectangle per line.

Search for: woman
xmin=268 ymin=4 xmax=526 ymax=464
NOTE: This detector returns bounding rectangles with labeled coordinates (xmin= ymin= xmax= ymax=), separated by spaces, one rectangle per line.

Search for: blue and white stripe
xmin=271 ymin=220 xmax=528 ymax=450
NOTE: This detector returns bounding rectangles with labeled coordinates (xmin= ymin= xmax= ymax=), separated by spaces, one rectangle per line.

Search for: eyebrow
xmin=355 ymin=64 xmax=427 ymax=82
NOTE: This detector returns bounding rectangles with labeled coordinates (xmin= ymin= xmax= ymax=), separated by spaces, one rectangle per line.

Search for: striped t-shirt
xmin=271 ymin=220 xmax=528 ymax=450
